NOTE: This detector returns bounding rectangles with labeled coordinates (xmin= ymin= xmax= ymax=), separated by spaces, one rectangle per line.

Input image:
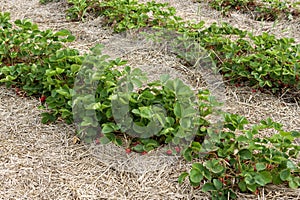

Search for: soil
xmin=0 ymin=0 xmax=299 ymax=199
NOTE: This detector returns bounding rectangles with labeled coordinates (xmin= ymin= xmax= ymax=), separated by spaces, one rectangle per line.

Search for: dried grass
xmin=0 ymin=0 xmax=299 ymax=199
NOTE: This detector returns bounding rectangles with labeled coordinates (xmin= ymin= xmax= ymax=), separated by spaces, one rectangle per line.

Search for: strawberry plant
xmin=66 ymin=0 xmax=98 ymax=21
xmin=0 ymin=12 xmax=83 ymax=124
xmin=98 ymin=0 xmax=178 ymax=32
xmin=179 ymin=115 xmax=300 ymax=198
xmin=72 ymin=44 xmax=214 ymax=149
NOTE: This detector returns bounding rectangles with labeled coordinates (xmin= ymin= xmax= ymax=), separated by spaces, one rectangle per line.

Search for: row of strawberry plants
xmin=205 ymin=0 xmax=300 ymax=21
xmin=73 ymin=44 xmax=300 ymax=198
xmin=43 ymin=0 xmax=300 ymax=99
xmin=49 ymin=0 xmax=300 ymax=197
xmin=1 ymin=7 xmax=299 ymax=199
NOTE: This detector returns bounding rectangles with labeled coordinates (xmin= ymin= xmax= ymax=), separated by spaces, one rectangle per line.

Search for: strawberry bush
xmin=179 ymin=116 xmax=300 ymax=198
xmin=0 ymin=12 xmax=83 ymax=124
xmin=72 ymin=44 xmax=214 ymax=150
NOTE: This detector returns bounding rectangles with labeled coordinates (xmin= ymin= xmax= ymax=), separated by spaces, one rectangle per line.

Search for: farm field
xmin=0 ymin=0 xmax=300 ymax=199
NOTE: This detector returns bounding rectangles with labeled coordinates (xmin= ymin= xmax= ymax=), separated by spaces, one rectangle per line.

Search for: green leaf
xmin=237 ymin=135 xmax=248 ymax=142
xmin=80 ymin=117 xmax=98 ymax=127
xmin=238 ymin=181 xmax=247 ymax=192
xmin=213 ymin=179 xmax=223 ymax=190
xmin=286 ymin=160 xmax=297 ymax=170
xmin=289 ymin=179 xmax=299 ymax=189
xmin=255 ymin=163 xmax=266 ymax=171
xmin=191 ymin=141 xmax=202 ymax=152
xmin=67 ymin=35 xmax=76 ymax=42
xmin=280 ymin=169 xmax=291 ymax=181
xmin=204 ymin=159 xmax=224 ymax=174
xmin=140 ymin=90 xmax=155 ymax=100
xmin=202 ymin=182 xmax=215 ymax=192
xmin=102 ymin=124 xmax=114 ymax=134
xmin=272 ymin=172 xmax=283 ymax=185
xmin=131 ymin=77 xmax=144 ymax=88
xmin=255 ymin=171 xmax=272 ymax=186
xmin=179 ymin=117 xmax=191 ymax=129
xmin=165 ymin=117 xmax=175 ymax=126
xmin=183 ymin=147 xmax=193 ymax=161
xmin=41 ymin=112 xmax=56 ymax=124
xmin=238 ymin=149 xmax=252 ymax=160
xmin=178 ymin=172 xmax=189 ymax=184
xmin=132 ymin=108 xmax=140 ymax=116
xmin=55 ymin=67 xmax=64 ymax=74
xmin=247 ymin=184 xmax=257 ymax=192
xmin=139 ymin=106 xmax=152 ymax=119
xmin=203 ymin=168 xmax=212 ymax=180
xmin=160 ymin=74 xmax=170 ymax=83
xmin=132 ymin=144 xmax=144 ymax=153
xmin=189 ymin=169 xmax=203 ymax=184
xmin=174 ymin=101 xmax=182 ymax=118
xmin=192 ymin=163 xmax=204 ymax=171
xmin=100 ymin=136 xmax=111 ymax=144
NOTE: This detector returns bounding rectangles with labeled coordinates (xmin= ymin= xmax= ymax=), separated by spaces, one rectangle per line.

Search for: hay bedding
xmin=0 ymin=0 xmax=300 ymax=199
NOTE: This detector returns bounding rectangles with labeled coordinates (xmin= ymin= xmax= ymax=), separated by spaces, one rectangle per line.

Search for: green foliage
xmin=0 ymin=12 xmax=83 ymax=124
xmin=2 ymin=3 xmax=300 ymax=198
xmin=39 ymin=0 xmax=61 ymax=4
xmin=51 ymin=0 xmax=300 ymax=98
xmin=192 ymin=22 xmax=300 ymax=94
xmin=66 ymin=0 xmax=96 ymax=21
xmin=98 ymin=0 xmax=183 ymax=32
xmin=65 ymin=0 xmax=184 ymax=31
xmin=72 ymin=44 xmax=213 ymax=149
xmin=179 ymin=116 xmax=300 ymax=198
xmin=206 ymin=0 xmax=300 ymax=21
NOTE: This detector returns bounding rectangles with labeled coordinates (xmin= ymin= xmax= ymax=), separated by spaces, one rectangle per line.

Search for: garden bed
xmin=0 ymin=0 xmax=299 ymax=199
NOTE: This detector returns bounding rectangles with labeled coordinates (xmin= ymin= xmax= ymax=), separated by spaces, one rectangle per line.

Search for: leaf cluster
xmin=45 ymin=0 xmax=300 ymax=99
xmin=0 ymin=12 xmax=83 ymax=124
xmin=73 ymin=44 xmax=214 ymax=151
xmin=179 ymin=116 xmax=300 ymax=198
xmin=205 ymin=0 xmax=300 ymax=21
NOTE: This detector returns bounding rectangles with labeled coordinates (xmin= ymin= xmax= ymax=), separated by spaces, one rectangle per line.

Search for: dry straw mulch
xmin=0 ymin=0 xmax=300 ymax=199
